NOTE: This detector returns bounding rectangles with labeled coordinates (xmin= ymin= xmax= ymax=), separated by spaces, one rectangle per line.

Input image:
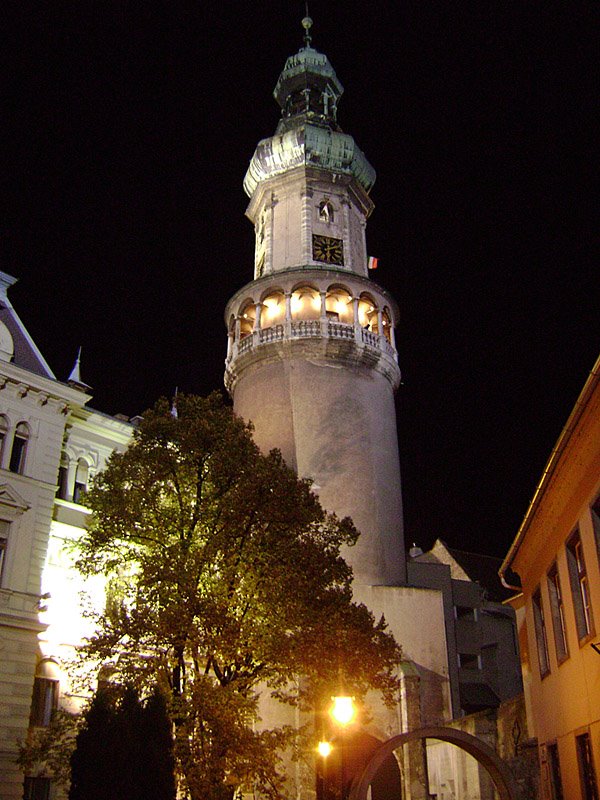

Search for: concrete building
xmin=0 ymin=270 xmax=132 ymax=800
xmin=500 ymin=354 xmax=600 ymax=800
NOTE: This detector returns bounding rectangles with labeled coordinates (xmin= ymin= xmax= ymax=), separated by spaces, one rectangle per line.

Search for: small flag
xmin=368 ymin=256 xmax=379 ymax=270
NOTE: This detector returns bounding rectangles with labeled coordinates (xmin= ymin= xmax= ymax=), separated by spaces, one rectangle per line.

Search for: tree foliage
xmin=69 ymin=686 xmax=175 ymax=800
xmin=76 ymin=393 xmax=401 ymax=799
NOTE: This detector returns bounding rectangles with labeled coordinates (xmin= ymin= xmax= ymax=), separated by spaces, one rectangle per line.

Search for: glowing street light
xmin=331 ymin=696 xmax=355 ymax=726
xmin=317 ymin=740 xmax=333 ymax=758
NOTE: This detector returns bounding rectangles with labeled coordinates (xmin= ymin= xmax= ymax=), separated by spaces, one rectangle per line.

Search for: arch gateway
xmin=348 ymin=727 xmax=519 ymax=800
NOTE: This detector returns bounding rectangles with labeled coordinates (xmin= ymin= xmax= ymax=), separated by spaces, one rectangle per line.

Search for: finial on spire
xmin=302 ymin=4 xmax=313 ymax=48
xmin=67 ymin=346 xmax=92 ymax=392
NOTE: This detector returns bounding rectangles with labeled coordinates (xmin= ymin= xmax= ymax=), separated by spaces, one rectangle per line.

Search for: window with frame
xmin=592 ymin=495 xmax=600 ymax=566
xmin=547 ymin=742 xmax=564 ymax=800
xmin=567 ymin=530 xmax=595 ymax=641
xmin=29 ymin=677 xmax=59 ymax=727
xmin=9 ymin=421 xmax=29 ymax=474
xmin=23 ymin=776 xmax=50 ymax=800
xmin=0 ymin=414 xmax=8 ymax=466
xmin=532 ymin=587 xmax=550 ymax=677
xmin=547 ymin=563 xmax=569 ymax=662
xmin=0 ymin=519 xmax=9 ymax=585
xmin=72 ymin=459 xmax=89 ymax=504
xmin=576 ymin=732 xmax=599 ymax=800
xmin=458 ymin=652 xmax=480 ymax=670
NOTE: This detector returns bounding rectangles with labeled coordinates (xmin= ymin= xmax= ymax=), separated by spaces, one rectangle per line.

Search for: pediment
xmin=0 ymin=482 xmax=31 ymax=513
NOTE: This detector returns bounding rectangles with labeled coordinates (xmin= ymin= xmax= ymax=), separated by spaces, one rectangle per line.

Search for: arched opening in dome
xmin=381 ymin=307 xmax=392 ymax=342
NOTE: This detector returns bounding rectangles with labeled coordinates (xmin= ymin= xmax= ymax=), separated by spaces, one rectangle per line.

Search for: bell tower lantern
xmin=225 ymin=17 xmax=407 ymax=586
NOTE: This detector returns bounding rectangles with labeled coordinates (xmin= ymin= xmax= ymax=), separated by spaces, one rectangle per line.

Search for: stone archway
xmin=348 ymin=726 xmax=519 ymax=800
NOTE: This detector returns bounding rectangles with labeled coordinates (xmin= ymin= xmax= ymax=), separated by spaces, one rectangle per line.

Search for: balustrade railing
xmin=233 ymin=321 xmax=396 ymax=362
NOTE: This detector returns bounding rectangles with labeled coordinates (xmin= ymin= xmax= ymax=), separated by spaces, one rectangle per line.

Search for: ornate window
xmin=9 ymin=421 xmax=29 ymax=474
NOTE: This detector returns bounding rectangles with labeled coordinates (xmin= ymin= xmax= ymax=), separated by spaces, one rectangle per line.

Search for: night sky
xmin=3 ymin=2 xmax=597 ymax=560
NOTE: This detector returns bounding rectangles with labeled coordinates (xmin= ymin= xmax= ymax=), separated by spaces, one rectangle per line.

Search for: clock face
xmin=312 ymin=235 xmax=344 ymax=266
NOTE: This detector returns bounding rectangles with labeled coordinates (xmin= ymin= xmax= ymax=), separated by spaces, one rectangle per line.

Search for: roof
xmin=0 ymin=271 xmax=55 ymax=379
xmin=499 ymin=352 xmax=600 ymax=585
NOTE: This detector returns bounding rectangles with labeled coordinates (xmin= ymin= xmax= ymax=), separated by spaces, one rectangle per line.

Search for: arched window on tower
xmin=319 ymin=200 xmax=334 ymax=223
xmin=73 ymin=459 xmax=89 ymax=504
xmin=0 ymin=415 xmax=8 ymax=468
xmin=9 ymin=422 xmax=29 ymax=474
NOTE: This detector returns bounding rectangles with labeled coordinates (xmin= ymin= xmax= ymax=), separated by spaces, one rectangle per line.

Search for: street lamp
xmin=317 ymin=740 xmax=332 ymax=800
xmin=330 ymin=696 xmax=356 ymax=800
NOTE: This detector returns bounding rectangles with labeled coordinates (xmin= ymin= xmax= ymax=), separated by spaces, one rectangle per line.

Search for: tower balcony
xmin=224 ymin=270 xmax=401 ymax=392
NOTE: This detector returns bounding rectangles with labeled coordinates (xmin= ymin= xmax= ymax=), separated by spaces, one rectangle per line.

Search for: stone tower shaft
xmin=225 ymin=29 xmax=406 ymax=586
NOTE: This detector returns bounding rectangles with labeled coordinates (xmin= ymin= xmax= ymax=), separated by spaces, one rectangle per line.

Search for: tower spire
xmin=302 ymin=6 xmax=313 ymax=48
xmin=67 ymin=346 xmax=92 ymax=392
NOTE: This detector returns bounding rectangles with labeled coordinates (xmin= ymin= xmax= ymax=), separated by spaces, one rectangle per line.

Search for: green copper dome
xmin=244 ymin=25 xmax=376 ymax=197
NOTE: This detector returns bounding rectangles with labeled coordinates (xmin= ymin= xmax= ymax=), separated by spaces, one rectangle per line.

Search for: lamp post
xmin=330 ymin=696 xmax=356 ymax=800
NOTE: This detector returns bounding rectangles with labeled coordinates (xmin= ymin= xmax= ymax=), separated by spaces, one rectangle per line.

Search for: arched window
xmin=319 ymin=199 xmax=334 ymax=223
xmin=9 ymin=422 xmax=29 ymax=474
xmin=0 ymin=415 xmax=8 ymax=467
xmin=29 ymin=659 xmax=60 ymax=727
xmin=73 ymin=459 xmax=89 ymax=504
xmin=291 ymin=286 xmax=320 ymax=321
xmin=261 ymin=291 xmax=285 ymax=327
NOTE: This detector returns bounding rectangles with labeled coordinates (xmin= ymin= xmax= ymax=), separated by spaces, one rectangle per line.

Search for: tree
xmin=69 ymin=686 xmax=176 ymax=800
xmin=76 ymin=393 xmax=401 ymax=799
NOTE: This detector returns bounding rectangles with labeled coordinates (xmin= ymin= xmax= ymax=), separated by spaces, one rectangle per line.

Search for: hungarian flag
xmin=368 ymin=256 xmax=379 ymax=270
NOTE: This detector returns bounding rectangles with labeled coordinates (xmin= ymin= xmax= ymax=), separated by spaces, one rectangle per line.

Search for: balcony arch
xmin=239 ymin=301 xmax=256 ymax=339
xmin=357 ymin=293 xmax=379 ymax=333
xmin=381 ymin=307 xmax=392 ymax=342
xmin=325 ymin=287 xmax=353 ymax=324
xmin=261 ymin=290 xmax=286 ymax=327
xmin=291 ymin=285 xmax=320 ymax=321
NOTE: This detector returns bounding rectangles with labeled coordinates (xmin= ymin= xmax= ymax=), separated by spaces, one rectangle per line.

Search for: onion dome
xmin=243 ymin=16 xmax=376 ymax=197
